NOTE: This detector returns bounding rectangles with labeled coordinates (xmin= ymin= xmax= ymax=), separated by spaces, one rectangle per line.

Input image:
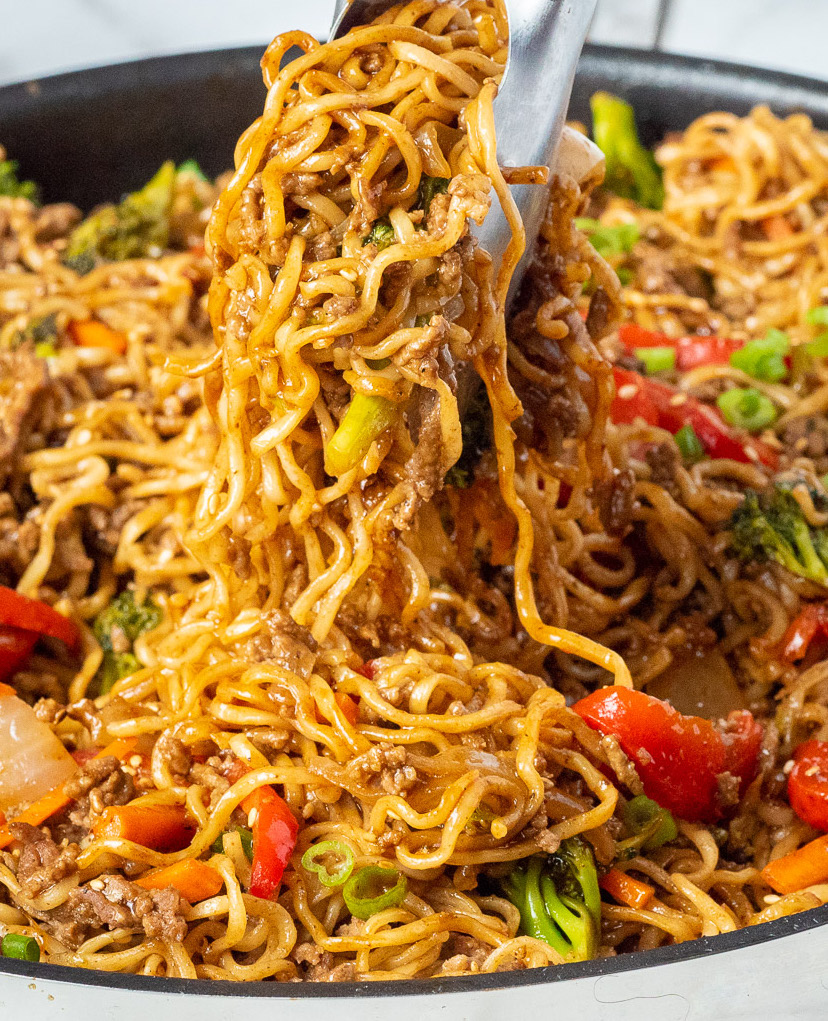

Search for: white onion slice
xmin=555 ymin=126 xmax=605 ymax=186
xmin=0 ymin=688 xmax=77 ymax=811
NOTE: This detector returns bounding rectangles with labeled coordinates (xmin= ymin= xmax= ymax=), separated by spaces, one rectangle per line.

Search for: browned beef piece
xmin=10 ymin=822 xmax=80 ymax=898
xmin=594 ymin=467 xmax=636 ymax=535
xmin=646 ymin=441 xmax=682 ymax=497
xmin=239 ymin=608 xmax=318 ymax=677
xmin=60 ymin=755 xmax=136 ymax=832
xmin=67 ymin=875 xmax=187 ymax=944
xmin=0 ymin=344 xmax=47 ymax=479
xmin=781 ymin=415 xmax=828 ymax=475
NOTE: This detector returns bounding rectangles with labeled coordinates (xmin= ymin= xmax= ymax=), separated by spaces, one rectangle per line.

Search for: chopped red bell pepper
xmin=572 ymin=686 xmax=761 ymax=822
xmin=610 ymin=367 xmax=779 ymax=468
xmin=619 ymin=323 xmax=743 ymax=372
xmin=0 ymin=587 xmax=81 ymax=655
xmin=779 ymin=604 xmax=828 ymax=662
xmin=0 ymin=625 xmax=38 ymax=683
xmin=248 ymin=787 xmax=299 ymax=900
xmin=788 ymin=740 xmax=828 ymax=831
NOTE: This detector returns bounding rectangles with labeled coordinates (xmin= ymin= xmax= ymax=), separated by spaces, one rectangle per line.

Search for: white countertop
xmin=0 ymin=0 xmax=823 ymax=87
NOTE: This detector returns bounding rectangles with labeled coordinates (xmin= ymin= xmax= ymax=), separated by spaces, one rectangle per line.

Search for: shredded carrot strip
xmin=136 ymin=859 xmax=223 ymax=902
xmin=68 ymin=319 xmax=128 ymax=354
xmin=599 ymin=867 xmax=655 ymax=909
xmin=0 ymin=736 xmax=138 ymax=849
xmin=762 ymin=834 xmax=828 ymax=894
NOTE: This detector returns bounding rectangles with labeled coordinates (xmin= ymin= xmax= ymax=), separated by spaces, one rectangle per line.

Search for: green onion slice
xmin=1 ymin=933 xmax=40 ymax=962
xmin=634 ymin=345 xmax=676 ymax=374
xmin=716 ymin=387 xmax=777 ymax=432
xmin=211 ymin=826 xmax=254 ymax=861
xmin=674 ymin=423 xmax=705 ymax=464
xmin=301 ymin=840 xmax=356 ymax=888
xmin=729 ymin=328 xmax=789 ymax=382
xmin=343 ymin=865 xmax=407 ymax=919
xmin=324 ymin=394 xmax=398 ymax=476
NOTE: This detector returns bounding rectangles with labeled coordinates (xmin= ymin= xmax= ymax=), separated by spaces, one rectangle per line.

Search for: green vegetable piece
xmin=501 ymin=838 xmax=600 ymax=962
xmin=590 ymin=92 xmax=664 ymax=210
xmin=95 ymin=651 xmax=141 ymax=696
xmin=343 ymin=865 xmax=407 ymax=919
xmin=806 ymin=307 xmax=828 ymax=327
xmin=324 ymin=394 xmax=398 ymax=476
xmin=212 ymin=826 xmax=254 ymax=861
xmin=1 ymin=933 xmax=40 ymax=962
xmin=622 ymin=795 xmax=678 ymax=852
xmin=729 ymin=487 xmax=828 ymax=587
xmin=729 ymin=328 xmax=789 ymax=382
xmin=575 ymin=217 xmax=640 ymax=259
xmin=0 ymin=160 xmax=39 ymax=203
xmin=806 ymin=334 xmax=828 ymax=358
xmin=616 ymin=267 xmax=634 ymax=286
xmin=63 ymin=161 xmax=177 ymax=274
xmin=716 ymin=387 xmax=777 ymax=431
xmin=364 ymin=218 xmax=396 ymax=251
xmin=674 ymin=423 xmax=705 ymax=465
xmin=634 ymin=345 xmax=676 ymax=374
xmin=822 ymin=472 xmax=828 ymax=492
xmin=15 ymin=313 xmax=58 ymax=353
xmin=301 ymin=840 xmax=355 ymax=887
xmin=444 ymin=381 xmax=492 ymax=489
xmin=415 ymin=174 xmax=450 ymax=214
xmin=92 ymin=591 xmax=162 ymax=696
xmin=93 ymin=591 xmax=162 ymax=652
xmin=178 ymin=159 xmax=208 ymax=181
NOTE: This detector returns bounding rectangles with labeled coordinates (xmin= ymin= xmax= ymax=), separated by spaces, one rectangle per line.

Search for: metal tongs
xmin=330 ymin=0 xmax=600 ymax=300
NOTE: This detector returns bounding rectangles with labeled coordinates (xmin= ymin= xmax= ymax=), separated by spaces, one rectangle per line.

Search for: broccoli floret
xmin=92 ymin=591 xmax=162 ymax=695
xmin=729 ymin=487 xmax=828 ymax=587
xmin=590 ymin=92 xmax=664 ymax=210
xmin=501 ymin=838 xmax=600 ymax=962
xmin=63 ymin=161 xmax=177 ymax=274
xmin=0 ymin=159 xmax=39 ymax=203
xmin=444 ymin=381 xmax=492 ymax=489
xmin=363 ymin=218 xmax=396 ymax=250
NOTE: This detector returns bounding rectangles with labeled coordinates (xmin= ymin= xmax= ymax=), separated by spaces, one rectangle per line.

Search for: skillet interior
xmin=1 ymin=42 xmax=828 ymax=995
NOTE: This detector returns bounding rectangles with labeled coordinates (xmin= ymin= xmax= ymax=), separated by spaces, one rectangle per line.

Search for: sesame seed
xmin=763 ymin=894 xmax=780 ymax=904
xmin=806 ymin=764 xmax=820 ymax=777
xmin=745 ymin=446 xmax=760 ymax=464
xmin=89 ymin=879 xmax=105 ymax=891
xmin=248 ymin=808 xmax=259 ymax=827
xmin=129 ymin=755 xmax=142 ymax=768
xmin=783 ymin=759 xmax=795 ymax=774
xmin=618 ymin=384 xmax=638 ymax=400
xmin=670 ymin=393 xmax=688 ymax=406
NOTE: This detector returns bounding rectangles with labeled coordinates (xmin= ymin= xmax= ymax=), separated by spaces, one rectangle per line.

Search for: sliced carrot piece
xmin=92 ymin=803 xmax=194 ymax=852
xmin=762 ymin=834 xmax=828 ymax=894
xmin=599 ymin=867 xmax=655 ymax=910
xmin=68 ymin=319 xmax=128 ymax=354
xmin=136 ymin=859 xmax=223 ymax=902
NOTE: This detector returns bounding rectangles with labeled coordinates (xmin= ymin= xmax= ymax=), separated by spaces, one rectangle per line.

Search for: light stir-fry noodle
xmin=3 ymin=1 xmax=828 ymax=983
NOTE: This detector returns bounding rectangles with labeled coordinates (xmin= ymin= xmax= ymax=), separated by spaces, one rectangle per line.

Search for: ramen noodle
xmin=1 ymin=3 xmax=828 ymax=983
